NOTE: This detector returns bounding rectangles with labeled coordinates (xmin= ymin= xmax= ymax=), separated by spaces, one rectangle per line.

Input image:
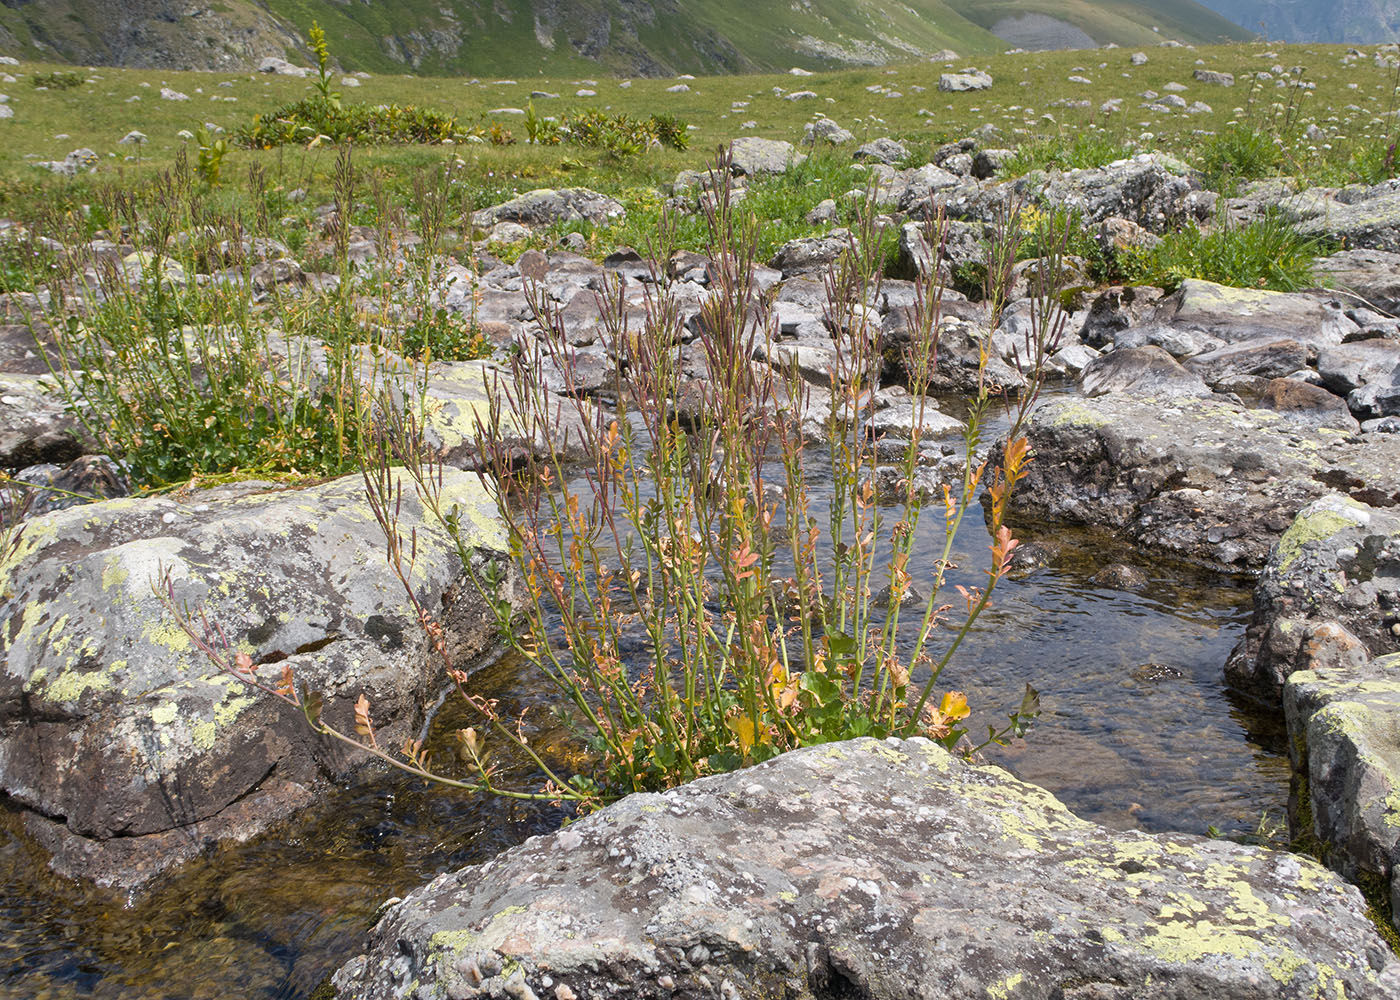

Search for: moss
xmin=307 ymin=977 xmax=338 ymax=1000
xmin=1276 ymin=502 xmax=1367 ymax=573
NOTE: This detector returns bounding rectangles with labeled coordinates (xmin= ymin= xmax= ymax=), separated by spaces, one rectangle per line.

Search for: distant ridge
xmin=0 ymin=0 xmax=1255 ymax=75
xmin=1193 ymin=0 xmax=1400 ymax=44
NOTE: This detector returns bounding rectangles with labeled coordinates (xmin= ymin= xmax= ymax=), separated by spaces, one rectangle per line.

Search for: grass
xmin=1124 ymin=208 xmax=1331 ymax=292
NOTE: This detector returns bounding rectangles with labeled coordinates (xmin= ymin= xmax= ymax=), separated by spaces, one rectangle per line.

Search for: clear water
xmin=1 ymin=460 xmax=1288 ymax=1000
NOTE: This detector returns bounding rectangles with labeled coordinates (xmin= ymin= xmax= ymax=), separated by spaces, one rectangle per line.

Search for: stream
xmin=2 ymin=447 xmax=1289 ymax=999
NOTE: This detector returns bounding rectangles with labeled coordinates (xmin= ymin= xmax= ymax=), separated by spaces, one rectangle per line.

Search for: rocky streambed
xmin=4 ymin=138 xmax=1400 ymax=996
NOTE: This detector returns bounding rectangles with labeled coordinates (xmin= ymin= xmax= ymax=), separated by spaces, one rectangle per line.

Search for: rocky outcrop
xmin=0 ymin=469 xmax=512 ymax=889
xmin=332 ymin=738 xmax=1400 ymax=1000
xmin=1007 ymin=392 xmax=1400 ymax=572
xmin=470 ymin=188 xmax=626 ymax=229
xmin=727 ymin=137 xmax=800 ymax=176
xmin=1226 ymin=495 xmax=1400 ymax=704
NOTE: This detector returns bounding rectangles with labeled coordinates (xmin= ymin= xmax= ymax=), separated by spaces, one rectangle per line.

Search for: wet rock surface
xmin=332 ymin=738 xmax=1400 ymax=1000
xmin=0 ymin=469 xmax=512 ymax=889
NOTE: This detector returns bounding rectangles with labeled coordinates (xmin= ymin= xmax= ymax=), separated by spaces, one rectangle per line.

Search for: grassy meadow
xmin=0 ymin=40 xmax=1394 ymax=246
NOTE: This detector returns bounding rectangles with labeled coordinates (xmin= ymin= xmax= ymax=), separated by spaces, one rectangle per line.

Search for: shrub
xmin=234 ymin=97 xmax=464 ymax=148
xmin=1123 ymin=209 xmax=1328 ymax=292
xmin=32 ymin=71 xmax=84 ymax=91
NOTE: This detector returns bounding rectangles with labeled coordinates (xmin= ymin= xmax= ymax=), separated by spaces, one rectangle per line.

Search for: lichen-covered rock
xmin=1079 ymin=345 xmax=1211 ymax=399
xmin=1285 ymin=653 xmax=1400 ymax=930
xmin=1293 ymin=187 xmax=1400 ymax=252
xmin=0 ymin=469 xmax=512 ymax=889
xmin=1026 ymin=154 xmax=1209 ymax=234
xmin=470 ymin=188 xmax=625 ymax=228
xmin=1315 ymin=248 xmax=1400 ymax=313
xmin=939 ymin=69 xmax=992 ymax=91
xmin=1226 ymin=496 xmax=1400 ymax=704
xmin=331 ymin=738 xmax=1400 ymax=1000
xmin=1149 ymin=279 xmax=1359 ymax=353
xmin=1006 ymin=393 xmax=1400 ymax=572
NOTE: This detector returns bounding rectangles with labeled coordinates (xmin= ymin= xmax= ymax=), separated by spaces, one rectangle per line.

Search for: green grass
xmin=1123 ymin=209 xmax=1330 ymax=292
xmin=1001 ymin=131 xmax=1136 ymax=176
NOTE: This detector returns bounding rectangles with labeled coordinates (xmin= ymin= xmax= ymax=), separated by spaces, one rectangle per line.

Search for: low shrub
xmin=234 ymin=97 xmax=465 ymax=148
xmin=31 ymin=71 xmax=84 ymax=91
xmin=1123 ymin=209 xmax=1327 ymax=292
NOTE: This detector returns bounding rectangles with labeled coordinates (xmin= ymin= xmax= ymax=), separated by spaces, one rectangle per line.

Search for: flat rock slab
xmin=1008 ymin=393 xmax=1400 ymax=572
xmin=470 ymin=188 xmax=625 ymax=228
xmin=1150 ymin=279 xmax=1358 ymax=353
xmin=332 ymin=738 xmax=1400 ymax=1000
xmin=1294 ymin=189 xmax=1400 ymax=252
xmin=1315 ymin=248 xmax=1400 ymax=314
xmin=0 ymin=371 xmax=85 ymax=467
xmin=1286 ymin=654 xmax=1400 ymax=928
xmin=0 ymin=469 xmax=510 ymax=889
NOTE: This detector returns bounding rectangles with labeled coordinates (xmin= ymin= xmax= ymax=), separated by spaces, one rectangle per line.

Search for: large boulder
xmin=727 ymin=137 xmax=800 ymax=177
xmin=0 ymin=470 xmax=512 ymax=889
xmin=1023 ymin=154 xmax=1209 ymax=234
xmin=470 ymin=188 xmax=625 ymax=228
xmin=939 ymin=69 xmax=992 ymax=91
xmin=1226 ymin=495 xmax=1400 ymax=704
xmin=1006 ymin=393 xmax=1400 ymax=572
xmin=331 ymin=738 xmax=1400 ymax=1000
xmin=1315 ymin=248 xmax=1400 ymax=313
xmin=1286 ymin=653 xmax=1400 ymax=931
xmin=1292 ymin=186 xmax=1400 ymax=252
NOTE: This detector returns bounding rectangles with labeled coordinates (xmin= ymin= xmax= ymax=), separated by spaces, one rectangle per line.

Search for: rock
xmin=1293 ymin=187 xmax=1400 ymax=252
xmin=801 ymin=117 xmax=853 ymax=145
xmin=1285 ymin=653 xmax=1400 ymax=931
xmin=939 ymin=70 xmax=993 ymax=92
xmin=1317 ymin=339 xmax=1400 ymax=397
xmin=1350 ymin=381 xmax=1400 ymax=420
xmin=0 ymin=372 xmax=86 ymax=466
xmin=1078 ymin=346 xmax=1212 ymax=400
xmin=768 ymin=231 xmax=850 ymax=278
xmin=257 ymin=57 xmax=307 ymax=77
xmin=1131 ymin=51 xmax=1149 ymax=65
xmin=1150 ymin=279 xmax=1359 ymax=353
xmin=0 ymin=322 xmax=56 ymax=375
xmin=34 ymin=148 xmax=98 ymax=177
xmin=852 ymin=137 xmax=906 ymax=166
xmin=1185 ymin=339 xmax=1308 ymax=387
xmin=971 ymin=147 xmax=1012 ymax=179
xmin=1090 ymin=562 xmax=1149 ymax=590
xmin=331 ymin=738 xmax=1400 ymax=1000
xmin=1007 ymin=393 xmax=1400 ymax=571
xmin=1193 ymin=69 xmax=1235 ymax=86
xmin=1315 ymin=248 xmax=1400 ymax=313
xmin=0 ymin=469 xmax=513 ymax=890
xmin=930 ymin=48 xmax=959 ymax=61
xmin=1228 ymin=494 xmax=1400 ymax=704
xmin=665 ymin=83 xmax=690 ymax=93
xmin=1080 ymin=285 xmax=1166 ymax=348
xmin=1023 ymin=154 xmax=1208 ymax=234
xmin=471 ymin=188 xmax=625 ymax=228
xmin=728 ymin=137 xmax=799 ymax=176
xmin=883 ymin=312 xmax=1025 ymax=395
xmin=118 ymin=130 xmax=146 ymax=145
xmin=159 ymin=87 xmax=188 ymax=101
xmin=9 ymin=454 xmax=128 ymax=517
xmin=1249 ymin=378 xmax=1360 ymax=431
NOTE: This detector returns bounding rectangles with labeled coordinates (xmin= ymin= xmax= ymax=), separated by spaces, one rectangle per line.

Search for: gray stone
xmin=1007 ymin=393 xmax=1400 ymax=571
xmin=1019 ymin=154 xmax=1208 ymax=234
xmin=1227 ymin=495 xmax=1400 ymax=703
xmin=1079 ymin=345 xmax=1212 ymax=400
xmin=768 ymin=231 xmax=850 ymax=278
xmin=728 ymin=137 xmax=799 ymax=176
xmin=471 ymin=188 xmax=625 ymax=228
xmin=938 ymin=70 xmax=993 ymax=91
xmin=0 ymin=372 xmax=85 ymax=467
xmin=1185 ymin=339 xmax=1310 ymax=387
xmin=1080 ymin=285 xmax=1166 ymax=348
xmin=852 ymin=137 xmax=906 ymax=166
xmin=1315 ymin=248 xmax=1400 ymax=313
xmin=331 ymin=739 xmax=1400 ymax=1000
xmin=257 ymin=57 xmax=307 ymax=77
xmin=1150 ymin=279 xmax=1359 ymax=353
xmin=1193 ymin=68 xmax=1235 ymax=86
xmin=0 ymin=470 xmax=513 ymax=889
xmin=1317 ymin=338 xmax=1400 ymax=397
xmin=1292 ymin=188 xmax=1400 ymax=252
xmin=800 ymin=117 xmax=853 ymax=145
xmin=1247 ymin=378 xmax=1361 ymax=431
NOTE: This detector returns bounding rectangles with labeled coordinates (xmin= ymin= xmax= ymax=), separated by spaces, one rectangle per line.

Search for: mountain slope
xmin=0 ymin=0 xmax=1255 ymax=75
xmin=1193 ymin=0 xmax=1400 ymax=43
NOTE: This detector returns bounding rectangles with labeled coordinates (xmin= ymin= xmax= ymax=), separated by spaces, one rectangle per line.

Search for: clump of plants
xmin=31 ymin=71 xmax=84 ymax=91
xmin=1001 ymin=132 xmax=1134 ymax=177
xmin=521 ymin=105 xmax=689 ymax=155
xmin=178 ymin=168 xmax=1064 ymax=814
xmin=1123 ymin=207 xmax=1328 ymax=292
xmin=1198 ymin=124 xmax=1284 ymax=192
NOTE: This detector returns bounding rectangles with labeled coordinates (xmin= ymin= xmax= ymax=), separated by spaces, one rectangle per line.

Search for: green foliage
xmin=1001 ymin=132 xmax=1134 ymax=177
xmin=1199 ymin=125 xmax=1284 ymax=192
xmin=1123 ymin=209 xmax=1328 ymax=293
xmin=192 ymin=125 xmax=230 ymax=187
xmin=307 ymin=21 xmax=341 ymax=109
xmin=31 ymin=71 xmax=84 ymax=91
xmin=561 ymin=109 xmax=691 ymax=155
xmin=398 ymin=307 xmax=491 ymax=362
xmin=0 ymin=235 xmax=53 ymax=292
xmin=234 ymin=96 xmax=464 ymax=148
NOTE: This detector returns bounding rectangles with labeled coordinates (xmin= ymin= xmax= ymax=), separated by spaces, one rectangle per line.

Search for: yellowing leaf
xmin=726 ymin=713 xmax=756 ymax=754
xmin=938 ymin=691 xmax=970 ymax=722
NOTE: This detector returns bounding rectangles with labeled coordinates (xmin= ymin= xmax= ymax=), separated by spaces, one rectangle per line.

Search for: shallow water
xmin=1 ymin=474 xmax=1288 ymax=1000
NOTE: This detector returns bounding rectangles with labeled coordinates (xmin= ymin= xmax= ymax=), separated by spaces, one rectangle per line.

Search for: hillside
xmin=1194 ymin=0 xmax=1400 ymax=43
xmin=0 ymin=0 xmax=1253 ymax=76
